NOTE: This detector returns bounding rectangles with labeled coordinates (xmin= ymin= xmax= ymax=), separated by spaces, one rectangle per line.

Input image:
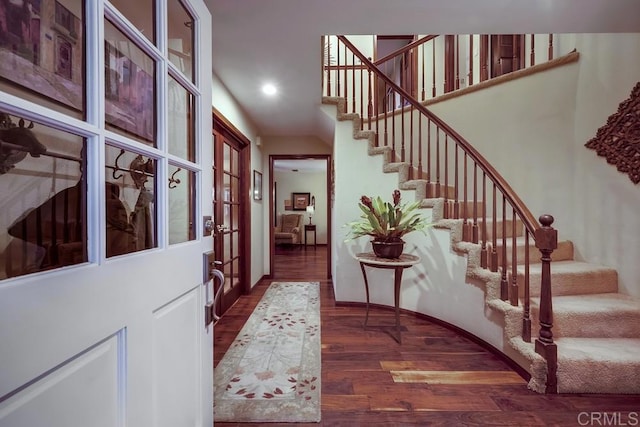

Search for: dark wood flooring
xmin=214 ymin=246 xmax=640 ymax=426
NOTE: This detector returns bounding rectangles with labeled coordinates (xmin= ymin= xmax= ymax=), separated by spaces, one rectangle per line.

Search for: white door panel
xmin=0 ymin=242 xmax=212 ymax=426
xmin=0 ymin=332 xmax=123 ymax=427
xmin=152 ymin=288 xmax=201 ymax=427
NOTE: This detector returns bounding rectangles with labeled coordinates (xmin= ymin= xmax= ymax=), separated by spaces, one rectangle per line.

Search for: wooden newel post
xmin=534 ymin=214 xmax=558 ymax=393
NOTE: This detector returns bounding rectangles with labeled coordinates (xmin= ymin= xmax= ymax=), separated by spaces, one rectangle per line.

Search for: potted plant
xmin=345 ymin=189 xmax=430 ymax=258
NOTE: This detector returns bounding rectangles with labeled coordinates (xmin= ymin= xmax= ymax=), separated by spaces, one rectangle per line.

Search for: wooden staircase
xmin=324 ymin=95 xmax=640 ymax=394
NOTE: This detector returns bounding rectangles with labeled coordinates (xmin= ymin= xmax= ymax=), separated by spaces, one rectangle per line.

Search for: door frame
xmin=374 ymin=35 xmax=418 ymax=113
xmin=212 ymin=108 xmax=252 ymax=314
xmin=269 ymin=154 xmax=332 ymax=280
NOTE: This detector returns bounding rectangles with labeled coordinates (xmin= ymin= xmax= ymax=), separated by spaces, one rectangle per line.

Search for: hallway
xmin=214 ymin=246 xmax=640 ymax=426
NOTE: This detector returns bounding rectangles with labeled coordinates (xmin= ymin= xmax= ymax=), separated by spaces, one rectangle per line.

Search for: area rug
xmin=214 ymin=281 xmax=321 ymax=423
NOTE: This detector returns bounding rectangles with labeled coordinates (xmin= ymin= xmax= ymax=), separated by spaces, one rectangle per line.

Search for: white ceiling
xmin=273 ymin=159 xmax=327 ymax=174
xmin=205 ymin=0 xmax=640 ymax=143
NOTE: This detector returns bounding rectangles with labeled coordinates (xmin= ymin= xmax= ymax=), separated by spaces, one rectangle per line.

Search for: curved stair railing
xmin=324 ymin=35 xmax=560 ymax=393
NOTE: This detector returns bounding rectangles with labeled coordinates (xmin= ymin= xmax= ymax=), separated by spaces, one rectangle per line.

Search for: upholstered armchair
xmin=274 ymin=213 xmax=303 ymax=246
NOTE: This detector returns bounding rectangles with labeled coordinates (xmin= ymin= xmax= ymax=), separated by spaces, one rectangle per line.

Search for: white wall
xmin=211 ymin=74 xmax=264 ymax=287
xmin=571 ymin=34 xmax=640 ymax=297
xmin=427 ymin=33 xmax=640 ymax=297
xmin=324 ymin=102 xmax=508 ymax=355
xmin=274 ymin=170 xmax=328 ymax=245
xmin=260 ymin=136 xmax=331 ymax=273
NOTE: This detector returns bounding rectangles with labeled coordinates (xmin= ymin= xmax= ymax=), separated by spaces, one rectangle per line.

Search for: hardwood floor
xmin=214 ymin=246 xmax=640 ymax=426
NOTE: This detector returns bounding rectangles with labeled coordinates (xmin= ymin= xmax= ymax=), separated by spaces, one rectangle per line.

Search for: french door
xmin=0 ymin=1 xmax=213 ymax=426
xmin=212 ymin=113 xmax=250 ymax=317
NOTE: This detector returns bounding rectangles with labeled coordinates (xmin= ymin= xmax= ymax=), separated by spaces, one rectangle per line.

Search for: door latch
xmin=203 ymin=251 xmax=225 ymax=326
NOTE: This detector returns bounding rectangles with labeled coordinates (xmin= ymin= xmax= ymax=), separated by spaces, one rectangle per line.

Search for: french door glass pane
xmin=168 ymin=74 xmax=195 ymax=161
xmin=104 ymin=19 xmax=156 ymax=146
xmin=0 ymin=113 xmax=87 ymax=279
xmin=167 ymin=0 xmax=194 ymax=82
xmin=230 ymin=147 xmax=238 ymax=175
xmin=105 ymin=144 xmax=157 ymax=257
xmin=231 ymin=258 xmax=239 ymax=288
xmin=232 ymin=231 xmax=238 ymax=258
xmin=109 ymin=0 xmax=155 ymax=45
xmin=168 ymin=165 xmax=195 ymax=244
xmin=0 ymin=0 xmax=85 ymax=118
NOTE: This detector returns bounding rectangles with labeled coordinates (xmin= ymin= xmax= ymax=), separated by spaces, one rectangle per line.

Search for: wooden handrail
xmin=338 ymin=35 xmax=541 ymax=236
xmin=373 ymin=34 xmax=438 ymax=66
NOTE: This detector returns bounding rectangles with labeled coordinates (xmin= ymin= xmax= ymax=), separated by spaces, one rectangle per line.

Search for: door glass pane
xmin=223 ymin=143 xmax=230 ymax=173
xmin=109 ymin=0 xmax=155 ymax=45
xmin=104 ymin=19 xmax=156 ymax=146
xmin=231 ymin=175 xmax=239 ymax=203
xmin=230 ymin=204 xmax=237 ymax=230
xmin=223 ymin=261 xmax=231 ymax=292
xmin=0 ymin=113 xmax=87 ymax=279
xmin=223 ymin=201 xmax=231 ymax=230
xmin=168 ymin=165 xmax=195 ymax=244
xmin=231 ymin=258 xmax=239 ymax=288
xmin=232 ymin=231 xmax=238 ymax=258
xmin=230 ymin=147 xmax=238 ymax=175
xmin=167 ymin=0 xmax=194 ymax=82
xmin=105 ymin=144 xmax=156 ymax=257
xmin=168 ymin=74 xmax=195 ymax=161
xmin=0 ymin=0 xmax=85 ymax=118
xmin=220 ymin=231 xmax=228 ymax=260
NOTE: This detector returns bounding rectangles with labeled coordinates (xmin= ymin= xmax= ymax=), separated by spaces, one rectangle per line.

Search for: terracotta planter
xmin=371 ymin=239 xmax=405 ymax=259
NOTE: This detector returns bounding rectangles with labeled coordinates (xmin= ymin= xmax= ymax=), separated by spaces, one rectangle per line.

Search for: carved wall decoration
xmin=585 ymin=82 xmax=640 ymax=184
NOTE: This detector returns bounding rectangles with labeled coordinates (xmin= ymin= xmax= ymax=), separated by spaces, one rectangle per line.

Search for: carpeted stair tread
xmin=518 ymin=260 xmax=618 ymax=297
xmin=555 ymin=337 xmax=640 ymax=393
xmin=531 ymin=293 xmax=640 ymax=338
xmin=493 ymin=237 xmax=574 ymax=267
xmin=469 ymin=217 xmax=524 ymax=240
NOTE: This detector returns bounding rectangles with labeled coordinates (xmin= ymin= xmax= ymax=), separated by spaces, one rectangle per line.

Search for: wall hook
xmin=112 ymin=149 xmax=125 ymax=180
xmin=169 ymin=168 xmax=182 ymax=188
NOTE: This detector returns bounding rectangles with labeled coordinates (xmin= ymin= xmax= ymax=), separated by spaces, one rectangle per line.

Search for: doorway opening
xmin=375 ymin=35 xmax=418 ymax=113
xmin=269 ymin=155 xmax=331 ymax=280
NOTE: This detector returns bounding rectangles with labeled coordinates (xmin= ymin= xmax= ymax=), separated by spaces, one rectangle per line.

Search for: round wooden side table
xmin=354 ymin=252 xmax=421 ymax=343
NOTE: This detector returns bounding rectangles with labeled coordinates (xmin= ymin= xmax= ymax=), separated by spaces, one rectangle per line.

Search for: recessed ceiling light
xmin=262 ymin=83 xmax=277 ymax=96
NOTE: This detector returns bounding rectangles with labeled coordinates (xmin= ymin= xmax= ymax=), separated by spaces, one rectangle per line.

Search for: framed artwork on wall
xmin=253 ymin=170 xmax=262 ymax=200
xmin=292 ymin=192 xmax=310 ymax=211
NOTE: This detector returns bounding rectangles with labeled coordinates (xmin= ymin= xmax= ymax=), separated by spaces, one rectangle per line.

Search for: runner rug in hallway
xmin=214 ymin=281 xmax=321 ymax=423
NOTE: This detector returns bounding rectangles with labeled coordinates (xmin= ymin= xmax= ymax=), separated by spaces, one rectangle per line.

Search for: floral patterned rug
xmin=214 ymin=281 xmax=321 ymax=423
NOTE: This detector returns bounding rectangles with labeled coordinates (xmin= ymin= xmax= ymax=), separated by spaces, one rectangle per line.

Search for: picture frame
xmin=253 ymin=170 xmax=262 ymax=200
xmin=292 ymin=192 xmax=310 ymax=211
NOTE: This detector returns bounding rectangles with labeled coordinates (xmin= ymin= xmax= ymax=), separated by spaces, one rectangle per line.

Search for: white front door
xmin=0 ymin=1 xmax=213 ymax=426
